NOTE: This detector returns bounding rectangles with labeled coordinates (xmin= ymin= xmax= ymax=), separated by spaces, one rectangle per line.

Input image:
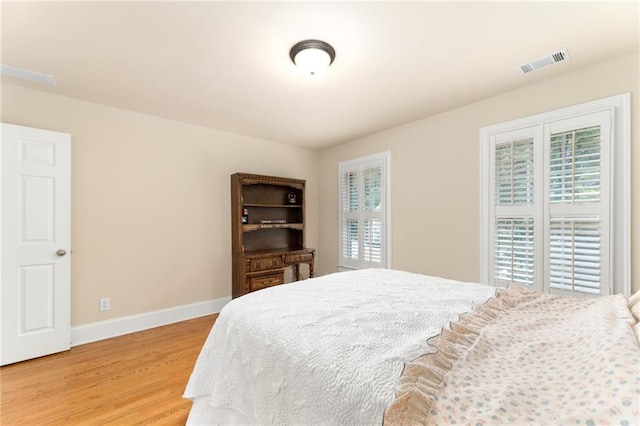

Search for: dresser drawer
xmin=249 ymin=272 xmax=284 ymax=291
xmin=285 ymin=253 xmax=313 ymax=263
xmin=249 ymin=257 xmax=283 ymax=272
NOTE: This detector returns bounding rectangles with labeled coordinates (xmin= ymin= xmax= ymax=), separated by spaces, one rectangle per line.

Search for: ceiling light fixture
xmin=289 ymin=40 xmax=335 ymax=76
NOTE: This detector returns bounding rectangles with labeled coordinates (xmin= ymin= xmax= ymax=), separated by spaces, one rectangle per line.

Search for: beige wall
xmin=1 ymin=84 xmax=319 ymax=326
xmin=318 ymin=52 xmax=639 ymax=294
xmin=2 ymin=52 xmax=637 ymax=329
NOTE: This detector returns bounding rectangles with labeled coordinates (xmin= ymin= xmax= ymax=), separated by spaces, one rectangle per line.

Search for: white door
xmin=1 ymin=123 xmax=71 ymax=365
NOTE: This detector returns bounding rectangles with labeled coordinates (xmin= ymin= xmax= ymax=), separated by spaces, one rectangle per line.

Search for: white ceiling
xmin=1 ymin=1 xmax=638 ymax=150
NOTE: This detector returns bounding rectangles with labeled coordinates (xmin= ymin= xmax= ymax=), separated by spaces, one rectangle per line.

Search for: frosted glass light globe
xmin=294 ymin=48 xmax=331 ymax=76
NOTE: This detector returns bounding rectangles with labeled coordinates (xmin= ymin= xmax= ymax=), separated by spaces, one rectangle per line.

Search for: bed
xmin=183 ymin=269 xmax=640 ymax=425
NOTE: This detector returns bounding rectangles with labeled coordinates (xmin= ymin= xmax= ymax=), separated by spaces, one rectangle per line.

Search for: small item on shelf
xmin=287 ymin=192 xmax=297 ymax=204
xmin=260 ymin=219 xmax=286 ymax=224
xmin=242 ymin=208 xmax=249 ymax=224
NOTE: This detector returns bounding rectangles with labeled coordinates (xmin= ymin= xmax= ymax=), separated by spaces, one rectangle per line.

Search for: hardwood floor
xmin=0 ymin=314 xmax=217 ymax=425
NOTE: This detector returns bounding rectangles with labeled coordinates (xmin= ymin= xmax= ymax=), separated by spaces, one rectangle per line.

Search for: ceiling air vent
xmin=518 ymin=48 xmax=570 ymax=75
xmin=0 ymin=64 xmax=56 ymax=86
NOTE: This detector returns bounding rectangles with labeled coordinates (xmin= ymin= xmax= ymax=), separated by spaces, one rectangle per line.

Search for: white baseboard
xmin=71 ymin=296 xmax=231 ymax=347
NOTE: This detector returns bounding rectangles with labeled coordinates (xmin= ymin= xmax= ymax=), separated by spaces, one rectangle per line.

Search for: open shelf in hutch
xmin=231 ymin=173 xmax=315 ymax=298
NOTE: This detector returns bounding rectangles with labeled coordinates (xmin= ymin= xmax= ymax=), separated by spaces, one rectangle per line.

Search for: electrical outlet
xmin=99 ymin=297 xmax=110 ymax=312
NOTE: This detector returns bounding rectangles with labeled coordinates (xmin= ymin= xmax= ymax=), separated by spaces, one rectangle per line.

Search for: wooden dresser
xmin=231 ymin=173 xmax=315 ymax=298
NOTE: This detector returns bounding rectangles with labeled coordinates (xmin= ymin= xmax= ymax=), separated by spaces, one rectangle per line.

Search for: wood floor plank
xmin=0 ymin=314 xmax=217 ymax=425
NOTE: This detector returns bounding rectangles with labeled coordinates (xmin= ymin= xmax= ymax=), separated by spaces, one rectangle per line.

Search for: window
xmin=339 ymin=151 xmax=391 ymax=270
xmin=480 ymin=94 xmax=630 ymax=296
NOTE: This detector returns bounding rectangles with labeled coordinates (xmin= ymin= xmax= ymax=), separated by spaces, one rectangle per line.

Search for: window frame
xmin=338 ymin=151 xmax=392 ymax=271
xmin=480 ymin=94 xmax=630 ymax=296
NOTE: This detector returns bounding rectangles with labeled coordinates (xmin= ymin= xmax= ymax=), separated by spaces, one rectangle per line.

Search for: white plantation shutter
xmin=549 ymin=126 xmax=601 ymax=203
xmin=495 ymin=139 xmax=535 ymax=205
xmin=545 ymin=112 xmax=610 ymax=296
xmin=549 ymin=219 xmax=601 ymax=294
xmin=342 ymin=219 xmax=359 ymax=261
xmin=491 ymin=128 xmax=541 ymax=290
xmin=494 ymin=218 xmax=535 ymax=286
xmin=548 ymin=124 xmax=603 ymax=294
xmin=363 ymin=167 xmax=381 ymax=212
xmin=341 ymin=171 xmax=359 ymax=264
xmin=339 ymin=152 xmax=390 ymax=270
xmin=363 ymin=219 xmax=382 ymax=263
xmin=481 ymin=96 xmax=629 ymax=297
xmin=363 ymin=166 xmax=382 ymax=264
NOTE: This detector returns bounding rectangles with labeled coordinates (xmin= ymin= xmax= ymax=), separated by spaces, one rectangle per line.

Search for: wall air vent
xmin=0 ymin=64 xmax=56 ymax=86
xmin=518 ymin=48 xmax=570 ymax=75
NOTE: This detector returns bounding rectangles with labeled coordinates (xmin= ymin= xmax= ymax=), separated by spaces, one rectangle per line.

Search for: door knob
xmin=56 ymin=249 xmax=67 ymax=256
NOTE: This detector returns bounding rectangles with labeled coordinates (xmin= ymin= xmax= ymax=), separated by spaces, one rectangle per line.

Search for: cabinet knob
xmin=56 ymin=249 xmax=67 ymax=256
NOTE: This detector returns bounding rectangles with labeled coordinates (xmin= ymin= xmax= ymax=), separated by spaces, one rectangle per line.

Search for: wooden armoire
xmin=231 ymin=173 xmax=315 ymax=298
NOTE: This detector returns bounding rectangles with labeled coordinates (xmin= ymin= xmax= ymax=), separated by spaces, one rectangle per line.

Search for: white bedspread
xmin=183 ymin=269 xmax=496 ymax=425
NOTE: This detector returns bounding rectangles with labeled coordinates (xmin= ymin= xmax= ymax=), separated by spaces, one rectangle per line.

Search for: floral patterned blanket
xmin=384 ymin=284 xmax=640 ymax=425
